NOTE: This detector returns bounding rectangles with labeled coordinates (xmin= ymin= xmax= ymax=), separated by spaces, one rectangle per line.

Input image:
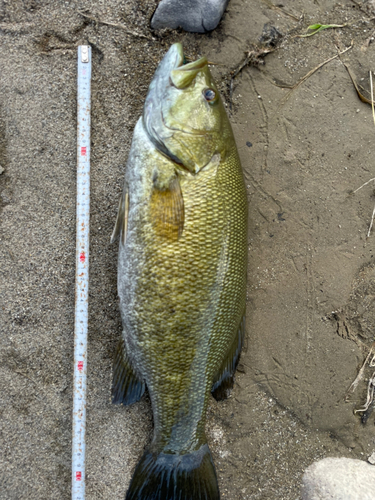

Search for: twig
xmin=352 ymin=177 xmax=375 ymax=194
xmin=350 ymin=174 xmax=375 ymax=240
xmin=280 ymin=42 xmax=353 ymax=104
xmin=365 ymin=72 xmax=375 ymax=239
xmin=229 ymin=46 xmax=276 ymax=109
xmin=346 ymin=342 xmax=375 ymax=400
xmin=361 ymin=403 xmax=374 ymax=424
xmin=367 ymin=202 xmax=375 ymax=239
xmin=371 ymin=71 xmax=375 ymax=126
xmin=339 ymin=59 xmax=375 ymax=105
xmin=77 ymin=10 xmax=152 ymax=40
xmin=261 ymin=0 xmax=301 ymax=22
xmin=349 ymin=73 xmax=375 ymax=239
xmin=354 ymin=371 xmax=375 ymax=413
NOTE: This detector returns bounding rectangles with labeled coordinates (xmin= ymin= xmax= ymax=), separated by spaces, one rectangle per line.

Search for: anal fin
xmin=211 ymin=314 xmax=245 ymax=402
xmin=112 ymin=337 xmax=145 ymax=405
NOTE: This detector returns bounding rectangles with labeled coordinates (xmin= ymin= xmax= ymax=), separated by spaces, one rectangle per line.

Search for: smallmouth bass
xmin=111 ymin=43 xmax=248 ymax=500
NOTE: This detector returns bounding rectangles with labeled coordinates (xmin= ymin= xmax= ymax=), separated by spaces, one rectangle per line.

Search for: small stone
xmin=0 ymin=165 xmax=4 ymax=175
xmin=368 ymin=451 xmax=375 ymax=465
xmin=259 ymin=23 xmax=283 ymax=47
xmin=301 ymin=457 xmax=375 ymax=500
xmin=151 ymin=0 xmax=230 ymax=33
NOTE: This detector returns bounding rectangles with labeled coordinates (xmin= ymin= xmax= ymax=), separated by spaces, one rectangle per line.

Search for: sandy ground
xmin=2 ymin=0 xmax=375 ymax=499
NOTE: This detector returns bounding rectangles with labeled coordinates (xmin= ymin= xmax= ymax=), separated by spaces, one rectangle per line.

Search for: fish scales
xmin=112 ymin=43 xmax=248 ymax=500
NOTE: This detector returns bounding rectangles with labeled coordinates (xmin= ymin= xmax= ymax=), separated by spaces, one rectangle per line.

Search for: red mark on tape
xmin=76 ymin=471 xmax=82 ymax=481
xmin=78 ymin=361 xmax=84 ymax=372
xmin=79 ymin=252 xmax=85 ymax=263
xmin=81 ymin=147 xmax=87 ymax=156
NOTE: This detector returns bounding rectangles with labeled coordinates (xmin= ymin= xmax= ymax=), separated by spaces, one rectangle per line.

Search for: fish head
xmin=143 ymin=43 xmax=233 ymax=173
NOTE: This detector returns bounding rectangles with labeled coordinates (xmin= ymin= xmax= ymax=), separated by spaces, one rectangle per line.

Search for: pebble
xmin=0 ymin=165 xmax=4 ymax=175
xmin=301 ymin=457 xmax=375 ymax=500
xmin=151 ymin=0 xmax=230 ymax=33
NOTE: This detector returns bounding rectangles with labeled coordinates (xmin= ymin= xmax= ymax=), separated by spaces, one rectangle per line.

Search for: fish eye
xmin=203 ymin=88 xmax=216 ymax=102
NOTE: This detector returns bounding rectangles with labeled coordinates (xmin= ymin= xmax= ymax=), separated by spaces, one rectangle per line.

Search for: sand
xmin=1 ymin=0 xmax=375 ymax=498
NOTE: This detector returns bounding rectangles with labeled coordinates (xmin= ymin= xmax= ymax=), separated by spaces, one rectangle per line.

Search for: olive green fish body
xmin=112 ymin=43 xmax=247 ymax=500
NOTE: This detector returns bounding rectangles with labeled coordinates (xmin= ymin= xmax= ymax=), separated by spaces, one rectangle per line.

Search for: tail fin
xmin=125 ymin=444 xmax=220 ymax=500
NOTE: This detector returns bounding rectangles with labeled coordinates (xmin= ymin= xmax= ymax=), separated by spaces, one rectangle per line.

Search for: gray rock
xmin=301 ymin=457 xmax=375 ymax=500
xmin=368 ymin=451 xmax=375 ymax=465
xmin=151 ymin=0 xmax=230 ymax=33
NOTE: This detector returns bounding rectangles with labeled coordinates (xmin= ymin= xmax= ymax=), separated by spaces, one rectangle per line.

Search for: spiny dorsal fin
xmin=211 ymin=313 xmax=246 ymax=401
xmin=150 ymin=174 xmax=184 ymax=241
xmin=110 ymin=190 xmax=129 ymax=245
xmin=112 ymin=337 xmax=145 ymax=405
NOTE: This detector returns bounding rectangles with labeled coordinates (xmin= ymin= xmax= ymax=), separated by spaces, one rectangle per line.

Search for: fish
xmin=111 ymin=43 xmax=248 ymax=500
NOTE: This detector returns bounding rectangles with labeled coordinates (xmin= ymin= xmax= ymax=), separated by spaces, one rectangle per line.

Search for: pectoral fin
xmin=112 ymin=337 xmax=145 ymax=405
xmin=110 ymin=190 xmax=129 ymax=245
xmin=211 ymin=314 xmax=245 ymax=401
xmin=150 ymin=174 xmax=184 ymax=241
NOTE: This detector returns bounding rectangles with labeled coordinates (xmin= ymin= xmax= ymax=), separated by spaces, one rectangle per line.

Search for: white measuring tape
xmin=72 ymin=45 xmax=91 ymax=500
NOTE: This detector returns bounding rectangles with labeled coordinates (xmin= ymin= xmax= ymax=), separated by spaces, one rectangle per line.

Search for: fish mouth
xmin=143 ymin=44 xmax=209 ymax=168
xmin=170 ymin=56 xmax=208 ymax=89
xmin=148 ymin=43 xmax=185 ymax=86
xmin=164 ymin=46 xmax=210 ymax=136
xmin=155 ymin=42 xmax=208 ymax=77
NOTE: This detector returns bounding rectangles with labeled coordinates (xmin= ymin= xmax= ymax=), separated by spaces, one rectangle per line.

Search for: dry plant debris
xmin=77 ymin=10 xmax=154 ymax=40
xmin=346 ymin=342 xmax=375 ymax=400
xmin=261 ymin=0 xmax=301 ymax=22
xmin=350 ymin=72 xmax=375 ymax=239
xmin=279 ymin=42 xmax=353 ymax=104
xmin=339 ymin=60 xmax=375 ymax=105
xmin=229 ymin=24 xmax=287 ymax=108
xmin=229 ymin=45 xmax=276 ymax=108
xmin=346 ymin=339 xmax=375 ymax=420
xmin=354 ymin=372 xmax=375 ymax=414
xmin=345 ymin=74 xmax=375 ymax=421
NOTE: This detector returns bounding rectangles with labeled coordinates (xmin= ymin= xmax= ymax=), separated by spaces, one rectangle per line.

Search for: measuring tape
xmin=72 ymin=45 xmax=91 ymax=500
